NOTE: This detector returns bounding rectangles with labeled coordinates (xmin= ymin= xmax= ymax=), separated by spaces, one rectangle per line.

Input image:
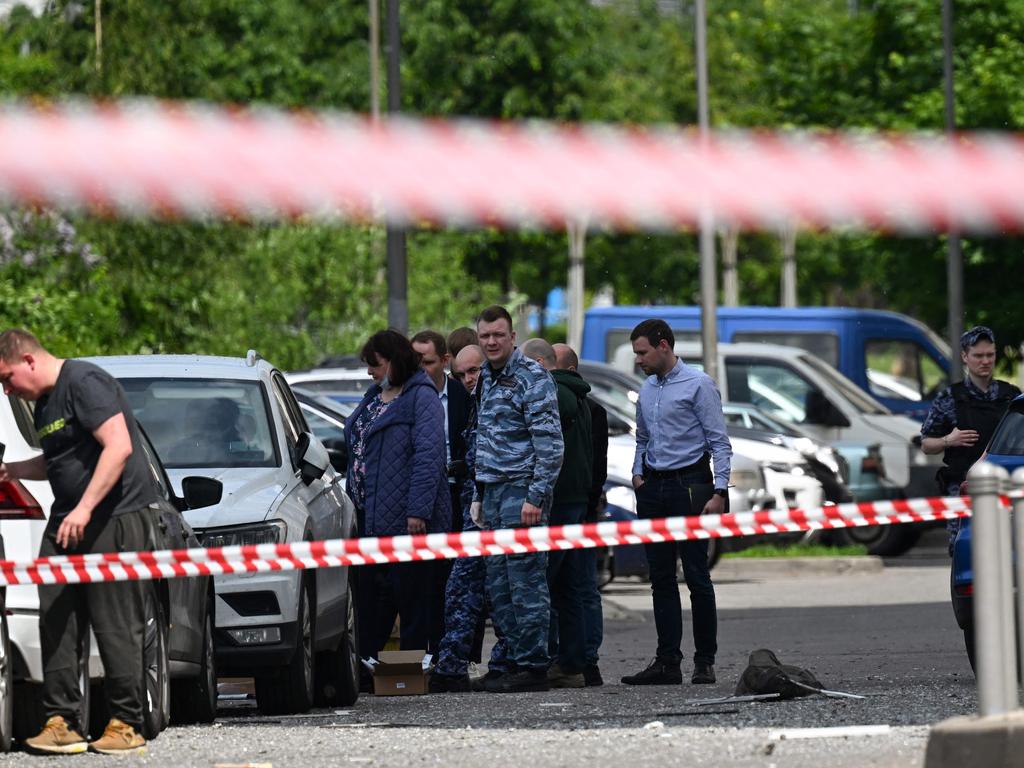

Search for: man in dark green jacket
xmin=521 ymin=338 xmax=593 ymax=688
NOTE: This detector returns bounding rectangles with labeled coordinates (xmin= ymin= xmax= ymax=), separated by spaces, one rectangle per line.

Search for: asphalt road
xmin=0 ymin=534 xmax=981 ymax=767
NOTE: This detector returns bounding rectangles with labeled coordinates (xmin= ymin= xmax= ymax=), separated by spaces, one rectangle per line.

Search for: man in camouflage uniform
xmin=429 ymin=345 xmax=509 ymax=693
xmin=473 ymin=305 xmax=564 ymax=694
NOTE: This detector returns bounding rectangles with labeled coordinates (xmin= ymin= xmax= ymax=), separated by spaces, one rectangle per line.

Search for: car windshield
xmin=989 ymin=405 xmax=1024 ymax=456
xmin=120 ymin=378 xmax=277 ymax=469
xmin=798 ymin=354 xmax=890 ymax=415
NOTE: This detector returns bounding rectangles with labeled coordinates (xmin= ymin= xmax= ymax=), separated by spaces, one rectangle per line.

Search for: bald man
xmin=453 ymin=344 xmax=484 ymax=394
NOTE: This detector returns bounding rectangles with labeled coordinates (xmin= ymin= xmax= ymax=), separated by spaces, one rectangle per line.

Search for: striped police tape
xmin=0 ymin=493 xmax=983 ymax=586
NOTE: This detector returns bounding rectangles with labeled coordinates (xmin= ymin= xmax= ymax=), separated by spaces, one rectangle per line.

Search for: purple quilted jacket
xmin=344 ymin=369 xmax=452 ymax=537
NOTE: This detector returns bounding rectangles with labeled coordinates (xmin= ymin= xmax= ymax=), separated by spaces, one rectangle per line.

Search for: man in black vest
xmin=920 ymin=326 xmax=1021 ymax=545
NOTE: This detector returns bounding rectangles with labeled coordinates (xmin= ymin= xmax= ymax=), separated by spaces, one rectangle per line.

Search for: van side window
xmin=731 ymin=332 xmax=839 ymax=367
xmin=724 ymin=359 xmax=826 ymax=426
xmin=865 ymin=339 xmax=948 ymax=402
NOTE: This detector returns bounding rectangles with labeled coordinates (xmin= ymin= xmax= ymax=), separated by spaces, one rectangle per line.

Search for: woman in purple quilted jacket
xmin=345 ymin=329 xmax=452 ymax=664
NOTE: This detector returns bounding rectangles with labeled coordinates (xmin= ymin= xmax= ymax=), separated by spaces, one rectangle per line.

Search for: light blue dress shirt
xmin=632 ymin=358 xmax=732 ymax=489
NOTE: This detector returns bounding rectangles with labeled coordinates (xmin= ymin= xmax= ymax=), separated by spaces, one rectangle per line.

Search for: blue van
xmin=581 ymin=306 xmax=952 ymax=421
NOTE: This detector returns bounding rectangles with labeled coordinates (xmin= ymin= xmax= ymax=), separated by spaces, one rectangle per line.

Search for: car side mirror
xmin=322 ymin=437 xmax=349 ymax=473
xmin=805 ymin=390 xmax=850 ymax=428
xmin=181 ymin=476 xmax=224 ymax=510
xmin=295 ymin=431 xmax=330 ymax=485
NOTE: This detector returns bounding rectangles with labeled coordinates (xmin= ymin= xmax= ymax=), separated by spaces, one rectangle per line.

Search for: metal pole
xmin=695 ymin=0 xmax=718 ymax=382
xmin=1013 ymin=466 xmax=1024 ymax=707
xmin=942 ymin=0 xmax=963 ymax=382
xmin=384 ymin=0 xmax=407 ymax=334
xmin=567 ymin=221 xmax=586 ymax=354
xmin=369 ymin=0 xmax=381 ymax=122
xmin=968 ymin=460 xmax=1014 ymax=716
xmin=781 ymin=225 xmax=797 ymax=308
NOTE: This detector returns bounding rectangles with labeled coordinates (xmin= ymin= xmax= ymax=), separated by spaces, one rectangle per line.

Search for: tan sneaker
xmin=24 ymin=714 xmax=88 ymax=754
xmin=88 ymin=718 xmax=147 ymax=755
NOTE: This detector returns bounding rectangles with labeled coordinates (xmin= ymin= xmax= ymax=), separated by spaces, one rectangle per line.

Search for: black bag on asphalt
xmin=735 ymin=649 xmax=824 ymax=700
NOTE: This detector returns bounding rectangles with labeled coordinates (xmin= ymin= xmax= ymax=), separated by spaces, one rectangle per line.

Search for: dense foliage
xmin=1 ymin=0 xmax=1022 ymax=368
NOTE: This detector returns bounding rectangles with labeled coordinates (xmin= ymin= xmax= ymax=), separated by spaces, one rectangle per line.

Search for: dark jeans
xmin=636 ymin=472 xmax=717 ymax=667
xmin=547 ymin=502 xmax=588 ymax=672
xmin=38 ymin=510 xmax=150 ymax=731
xmin=579 ymin=547 xmax=603 ymax=666
xmin=357 ymin=560 xmax=436 ymax=658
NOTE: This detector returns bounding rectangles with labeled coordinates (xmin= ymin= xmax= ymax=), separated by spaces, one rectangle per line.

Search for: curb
xmin=713 ymin=556 xmax=885 ymax=579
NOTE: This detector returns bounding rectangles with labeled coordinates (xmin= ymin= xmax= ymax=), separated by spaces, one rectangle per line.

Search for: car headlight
xmin=197 ymin=520 xmax=288 ymax=548
xmin=814 ymin=448 xmax=841 ymax=476
xmin=605 ymin=485 xmax=637 ymax=514
xmin=729 ymin=468 xmax=764 ymax=493
xmin=763 ymin=461 xmax=805 ymax=477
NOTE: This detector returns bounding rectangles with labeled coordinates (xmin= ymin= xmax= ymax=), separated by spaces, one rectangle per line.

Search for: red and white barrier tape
xmin=2 ymin=102 xmax=1024 ymax=231
xmin=0 ymin=494 xmax=980 ymax=586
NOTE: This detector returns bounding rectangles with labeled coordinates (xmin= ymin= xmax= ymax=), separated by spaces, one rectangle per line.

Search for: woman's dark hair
xmin=360 ymin=329 xmax=420 ymax=387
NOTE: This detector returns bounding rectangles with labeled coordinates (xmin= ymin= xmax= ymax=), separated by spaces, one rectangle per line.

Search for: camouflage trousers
xmin=434 ymin=516 xmax=509 ymax=677
xmin=481 ymin=482 xmax=550 ymax=671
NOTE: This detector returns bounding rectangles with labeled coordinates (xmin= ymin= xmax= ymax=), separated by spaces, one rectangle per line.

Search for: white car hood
xmin=167 ymin=467 xmax=287 ymax=529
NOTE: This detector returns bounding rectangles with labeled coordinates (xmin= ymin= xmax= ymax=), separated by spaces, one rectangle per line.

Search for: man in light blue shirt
xmin=622 ymin=319 xmax=731 ymax=687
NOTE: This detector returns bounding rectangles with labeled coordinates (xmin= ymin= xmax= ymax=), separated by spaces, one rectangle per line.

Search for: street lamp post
xmin=385 ymin=0 xmax=408 ymax=334
xmin=695 ymin=0 xmax=718 ymax=381
xmin=942 ymin=0 xmax=963 ymax=381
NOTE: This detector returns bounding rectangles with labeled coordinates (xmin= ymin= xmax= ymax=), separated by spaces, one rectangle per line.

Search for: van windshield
xmin=799 ymin=355 xmax=890 ymax=415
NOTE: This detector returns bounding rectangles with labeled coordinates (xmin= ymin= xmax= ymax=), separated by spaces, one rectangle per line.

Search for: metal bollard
xmin=969 ymin=460 xmax=1014 ymax=716
xmin=1013 ymin=467 xmax=1024 ymax=706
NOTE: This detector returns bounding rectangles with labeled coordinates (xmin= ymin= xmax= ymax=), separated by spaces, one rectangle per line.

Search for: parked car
xmin=286 ymin=367 xmax=373 ymax=407
xmin=951 ymin=393 xmax=1024 ymax=672
xmin=91 ymin=352 xmax=360 ymax=715
xmin=0 ymin=393 xmax=220 ymax=743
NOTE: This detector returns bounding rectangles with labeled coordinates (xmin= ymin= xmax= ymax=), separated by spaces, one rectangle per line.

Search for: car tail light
xmin=953 ymin=584 xmax=974 ymax=597
xmin=0 ymin=479 xmax=45 ymax=520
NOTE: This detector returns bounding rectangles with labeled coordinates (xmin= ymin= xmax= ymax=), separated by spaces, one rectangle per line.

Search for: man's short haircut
xmin=0 ymin=328 xmax=43 ymax=363
xmin=360 ymin=329 xmax=420 ymax=387
xmin=447 ymin=327 xmax=478 ymax=359
xmin=477 ymin=305 xmax=514 ymax=331
xmin=520 ymin=338 xmax=557 ymax=368
xmin=554 ymin=343 xmax=579 ymax=370
xmin=961 ymin=325 xmax=995 ymax=351
xmin=411 ymin=329 xmax=447 ymax=358
xmin=630 ymin=319 xmax=675 ymax=349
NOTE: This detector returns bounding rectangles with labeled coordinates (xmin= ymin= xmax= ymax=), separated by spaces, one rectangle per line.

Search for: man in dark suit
xmin=412 ymin=330 xmax=473 ymax=653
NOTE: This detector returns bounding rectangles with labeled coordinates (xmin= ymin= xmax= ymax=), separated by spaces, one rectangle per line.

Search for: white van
xmin=612 ymin=341 xmax=939 ymax=504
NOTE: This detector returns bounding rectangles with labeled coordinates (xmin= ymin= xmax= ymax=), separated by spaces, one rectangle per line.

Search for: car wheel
xmin=256 ymin=580 xmax=315 ymax=715
xmin=836 ymin=523 xmax=920 ymax=556
xmin=0 ymin=611 xmax=13 ymax=752
xmin=706 ymin=538 xmax=721 ymax=570
xmin=964 ymin=624 xmax=977 ymax=674
xmin=596 ymin=548 xmax=614 ymax=590
xmin=140 ymin=588 xmax=170 ymax=740
xmin=170 ymin=605 xmax=217 ymax=724
xmin=315 ymin=569 xmax=360 ymax=707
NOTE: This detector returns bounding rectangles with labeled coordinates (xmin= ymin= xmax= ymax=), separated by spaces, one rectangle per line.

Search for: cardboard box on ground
xmin=373 ymin=650 xmax=430 ymax=696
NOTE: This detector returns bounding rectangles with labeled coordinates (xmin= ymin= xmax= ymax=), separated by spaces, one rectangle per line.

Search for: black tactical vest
xmin=942 ymin=380 xmax=1019 ymax=486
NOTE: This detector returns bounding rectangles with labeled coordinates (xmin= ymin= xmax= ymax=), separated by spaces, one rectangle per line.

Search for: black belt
xmin=643 ymin=453 xmax=711 ymax=480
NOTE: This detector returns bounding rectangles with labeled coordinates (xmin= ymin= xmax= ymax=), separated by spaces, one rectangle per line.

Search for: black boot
xmin=621 ymin=658 xmax=682 ymax=686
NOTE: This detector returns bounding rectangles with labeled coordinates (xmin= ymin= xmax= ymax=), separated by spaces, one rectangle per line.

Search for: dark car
xmin=951 ymin=394 xmax=1024 ymax=672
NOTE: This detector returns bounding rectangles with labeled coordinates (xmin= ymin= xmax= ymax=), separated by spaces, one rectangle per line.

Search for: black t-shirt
xmin=34 ymin=359 xmax=156 ymax=525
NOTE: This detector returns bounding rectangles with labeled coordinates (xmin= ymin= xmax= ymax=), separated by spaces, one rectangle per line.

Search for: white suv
xmin=91 ymin=352 xmax=360 ymax=714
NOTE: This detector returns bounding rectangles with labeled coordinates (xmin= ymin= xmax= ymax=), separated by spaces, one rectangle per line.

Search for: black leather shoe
xmin=492 ymin=669 xmax=550 ymax=693
xmin=428 ymin=672 xmax=472 ymax=693
xmin=621 ymin=659 xmax=683 ymax=686
xmin=691 ymin=662 xmax=716 ymax=684
xmin=583 ymin=664 xmax=604 ymax=687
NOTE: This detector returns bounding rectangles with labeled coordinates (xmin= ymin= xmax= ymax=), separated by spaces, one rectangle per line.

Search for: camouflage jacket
xmin=474 ymin=347 xmax=564 ymax=507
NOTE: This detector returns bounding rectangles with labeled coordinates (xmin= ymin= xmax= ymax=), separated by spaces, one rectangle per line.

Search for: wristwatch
xmin=713 ymin=488 xmax=728 ymax=498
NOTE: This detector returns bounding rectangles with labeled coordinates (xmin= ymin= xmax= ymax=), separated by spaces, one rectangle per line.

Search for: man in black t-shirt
xmin=0 ymin=329 xmax=154 ymax=755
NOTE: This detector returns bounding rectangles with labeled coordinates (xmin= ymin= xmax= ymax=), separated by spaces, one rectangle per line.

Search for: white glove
xmin=470 ymin=501 xmax=483 ymax=528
